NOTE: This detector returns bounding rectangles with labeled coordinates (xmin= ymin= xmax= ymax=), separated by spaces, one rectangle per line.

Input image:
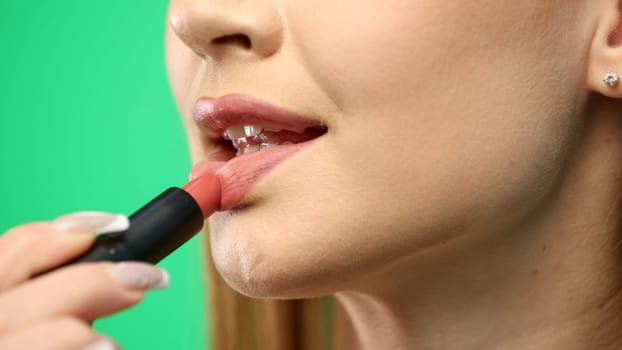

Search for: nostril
xmin=212 ymin=34 xmax=252 ymax=50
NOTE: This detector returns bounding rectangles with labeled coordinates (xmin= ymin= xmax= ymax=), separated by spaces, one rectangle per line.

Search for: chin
xmin=207 ymin=209 xmax=358 ymax=299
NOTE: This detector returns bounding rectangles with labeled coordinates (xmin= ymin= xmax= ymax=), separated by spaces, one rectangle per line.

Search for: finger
xmin=0 ymin=317 xmax=117 ymax=350
xmin=0 ymin=222 xmax=93 ymax=290
xmin=0 ymin=212 xmax=128 ymax=289
xmin=0 ymin=262 xmax=168 ymax=333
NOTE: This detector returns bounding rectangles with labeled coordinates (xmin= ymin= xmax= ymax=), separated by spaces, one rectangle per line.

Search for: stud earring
xmin=603 ymin=71 xmax=619 ymax=88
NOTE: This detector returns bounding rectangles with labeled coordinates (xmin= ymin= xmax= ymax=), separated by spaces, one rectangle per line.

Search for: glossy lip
xmin=193 ymin=93 xmax=325 ymax=138
xmin=191 ymin=93 xmax=326 ymax=210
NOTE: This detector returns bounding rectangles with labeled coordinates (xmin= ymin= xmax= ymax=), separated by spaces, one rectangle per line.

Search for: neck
xmin=334 ymin=99 xmax=622 ymax=350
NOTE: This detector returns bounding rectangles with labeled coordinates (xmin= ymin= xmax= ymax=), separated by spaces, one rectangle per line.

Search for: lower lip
xmin=198 ymin=140 xmax=316 ymax=210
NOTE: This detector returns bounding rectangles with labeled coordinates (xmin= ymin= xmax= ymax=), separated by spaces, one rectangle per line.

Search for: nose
xmin=168 ymin=0 xmax=284 ymax=61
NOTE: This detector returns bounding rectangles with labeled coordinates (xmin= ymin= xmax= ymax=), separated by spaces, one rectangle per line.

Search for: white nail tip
xmin=53 ymin=211 xmax=129 ymax=234
xmin=154 ymin=269 xmax=171 ymax=290
xmin=97 ymin=215 xmax=130 ymax=234
xmin=81 ymin=338 xmax=118 ymax=350
xmin=108 ymin=262 xmax=170 ymax=290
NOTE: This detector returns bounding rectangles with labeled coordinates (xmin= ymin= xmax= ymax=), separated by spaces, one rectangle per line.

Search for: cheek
xmin=284 ymin=0 xmax=571 ymax=113
xmin=284 ymin=1 xmax=478 ymax=102
xmin=282 ymin=0 xmax=584 ymax=226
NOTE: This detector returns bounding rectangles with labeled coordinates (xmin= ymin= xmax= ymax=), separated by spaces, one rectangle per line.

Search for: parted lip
xmin=192 ymin=93 xmax=325 ymax=139
xmin=190 ymin=93 xmax=327 ymax=210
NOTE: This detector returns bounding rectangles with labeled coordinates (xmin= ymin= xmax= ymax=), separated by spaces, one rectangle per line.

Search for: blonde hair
xmin=204 ymin=237 xmax=334 ymax=349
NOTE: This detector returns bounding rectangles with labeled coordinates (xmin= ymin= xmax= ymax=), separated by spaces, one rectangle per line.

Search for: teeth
xmin=224 ymin=125 xmax=263 ymax=140
xmin=243 ymin=125 xmax=263 ymax=137
xmin=223 ymin=125 xmax=300 ymax=156
xmin=232 ymin=137 xmax=248 ymax=148
xmin=224 ymin=126 xmax=246 ymax=140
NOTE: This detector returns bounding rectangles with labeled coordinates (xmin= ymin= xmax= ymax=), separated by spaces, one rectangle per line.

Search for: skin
xmin=166 ymin=0 xmax=622 ymax=349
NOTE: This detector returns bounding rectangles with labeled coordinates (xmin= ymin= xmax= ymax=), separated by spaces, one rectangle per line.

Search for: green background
xmin=0 ymin=1 xmax=209 ymax=348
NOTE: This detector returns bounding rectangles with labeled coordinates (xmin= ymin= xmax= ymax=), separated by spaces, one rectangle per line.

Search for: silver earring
xmin=603 ymin=71 xmax=619 ymax=88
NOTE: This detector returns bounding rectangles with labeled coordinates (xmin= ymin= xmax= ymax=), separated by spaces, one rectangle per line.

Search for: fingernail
xmin=108 ymin=262 xmax=170 ymax=290
xmin=81 ymin=337 xmax=119 ymax=350
xmin=53 ymin=211 xmax=129 ymax=234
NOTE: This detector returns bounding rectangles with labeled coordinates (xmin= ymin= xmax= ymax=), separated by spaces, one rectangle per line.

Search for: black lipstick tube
xmin=68 ymin=187 xmax=204 ymax=265
xmin=59 ymin=174 xmax=220 ymax=268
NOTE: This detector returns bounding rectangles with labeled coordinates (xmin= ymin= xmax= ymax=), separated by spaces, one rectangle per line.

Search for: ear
xmin=587 ymin=0 xmax=622 ymax=97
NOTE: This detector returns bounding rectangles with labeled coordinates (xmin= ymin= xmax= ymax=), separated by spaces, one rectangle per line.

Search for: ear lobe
xmin=587 ymin=0 xmax=622 ymax=98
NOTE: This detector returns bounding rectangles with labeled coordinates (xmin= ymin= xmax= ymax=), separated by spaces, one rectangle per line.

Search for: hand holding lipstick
xmin=0 ymin=212 xmax=168 ymax=350
xmin=0 ymin=174 xmax=220 ymax=349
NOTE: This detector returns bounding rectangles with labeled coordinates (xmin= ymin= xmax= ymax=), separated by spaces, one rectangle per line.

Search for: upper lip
xmin=193 ymin=93 xmax=325 ymax=140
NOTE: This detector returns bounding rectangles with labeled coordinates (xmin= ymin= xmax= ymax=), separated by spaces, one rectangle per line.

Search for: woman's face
xmin=166 ymin=0 xmax=590 ymax=297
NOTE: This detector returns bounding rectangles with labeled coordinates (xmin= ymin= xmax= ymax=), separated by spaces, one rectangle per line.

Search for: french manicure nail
xmin=108 ymin=262 xmax=170 ymax=290
xmin=81 ymin=337 xmax=119 ymax=350
xmin=53 ymin=211 xmax=129 ymax=234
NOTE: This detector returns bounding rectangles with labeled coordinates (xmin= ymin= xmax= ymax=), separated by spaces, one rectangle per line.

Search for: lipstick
xmin=67 ymin=174 xmax=220 ymax=265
